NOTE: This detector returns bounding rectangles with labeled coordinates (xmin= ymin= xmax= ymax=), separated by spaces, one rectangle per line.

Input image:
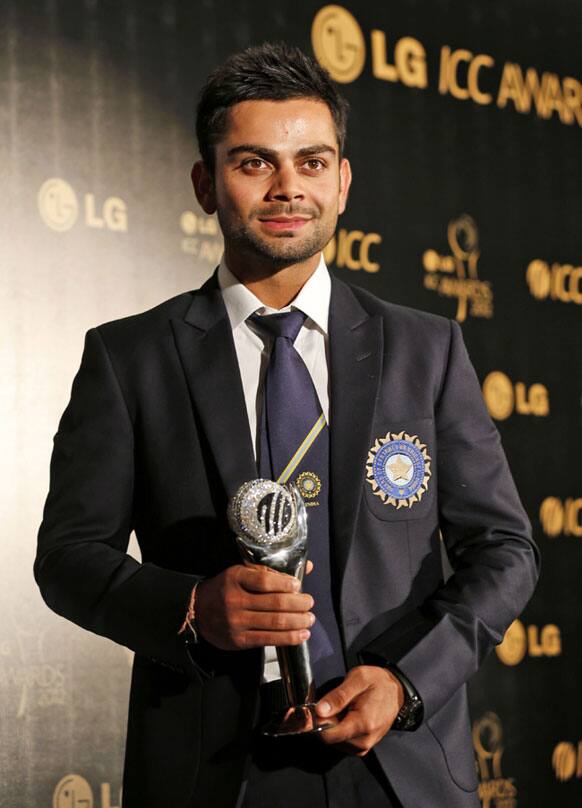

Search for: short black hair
xmin=195 ymin=41 xmax=349 ymax=172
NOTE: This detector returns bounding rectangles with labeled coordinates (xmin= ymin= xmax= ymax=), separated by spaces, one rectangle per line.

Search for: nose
xmin=265 ymin=163 xmax=305 ymax=203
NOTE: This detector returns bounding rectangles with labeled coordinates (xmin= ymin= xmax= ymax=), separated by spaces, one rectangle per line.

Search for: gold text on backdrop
xmin=53 ymin=774 xmax=122 ymax=808
xmin=495 ymin=619 xmax=562 ymax=666
xmin=472 ymin=713 xmax=517 ymax=808
xmin=422 ymin=215 xmax=493 ymax=322
xmin=38 ymin=178 xmax=127 ymax=233
xmin=179 ymin=210 xmax=223 ymax=263
xmin=539 ymin=498 xmax=582 ymax=537
xmin=552 ymin=742 xmax=582 ymax=782
xmin=324 ymin=229 xmax=382 ymax=272
xmin=482 ymin=372 xmax=549 ymax=420
xmin=527 ymin=259 xmax=582 ymax=304
xmin=311 ymin=5 xmax=582 ymax=127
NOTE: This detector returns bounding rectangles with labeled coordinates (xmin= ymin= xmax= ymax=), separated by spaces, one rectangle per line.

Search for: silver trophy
xmin=228 ymin=478 xmax=335 ymax=736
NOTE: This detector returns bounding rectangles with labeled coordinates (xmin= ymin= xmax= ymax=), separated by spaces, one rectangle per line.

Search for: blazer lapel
xmin=171 ymin=275 xmax=257 ymax=500
xmin=328 ymin=278 xmax=383 ymax=584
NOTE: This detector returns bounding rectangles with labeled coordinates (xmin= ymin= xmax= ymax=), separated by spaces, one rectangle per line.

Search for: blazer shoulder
xmin=338 ymin=278 xmax=453 ymax=343
xmin=87 ymin=290 xmax=200 ymax=363
xmin=97 ymin=290 xmax=194 ymax=336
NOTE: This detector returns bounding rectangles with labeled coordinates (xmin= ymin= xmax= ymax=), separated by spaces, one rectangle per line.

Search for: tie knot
xmin=250 ymin=310 xmax=306 ymax=343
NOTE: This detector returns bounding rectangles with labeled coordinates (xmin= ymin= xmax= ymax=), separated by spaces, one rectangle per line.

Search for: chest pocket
xmin=362 ymin=417 xmax=436 ymax=522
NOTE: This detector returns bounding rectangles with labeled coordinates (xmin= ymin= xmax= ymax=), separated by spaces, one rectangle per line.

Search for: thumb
xmin=316 ymin=678 xmax=358 ymax=718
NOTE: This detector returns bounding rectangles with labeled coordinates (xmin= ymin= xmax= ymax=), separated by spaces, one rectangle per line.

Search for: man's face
xmin=193 ymin=98 xmax=351 ymax=269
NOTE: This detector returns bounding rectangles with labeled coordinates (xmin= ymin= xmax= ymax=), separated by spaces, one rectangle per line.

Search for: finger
xmin=243 ymin=592 xmax=314 ymax=613
xmin=305 ymin=560 xmax=314 ymax=575
xmin=237 ymin=610 xmax=315 ymax=632
xmin=240 ymin=566 xmax=301 ymax=594
xmin=319 ymin=712 xmax=364 ymax=745
xmin=316 ymin=676 xmax=365 ymax=718
xmin=239 ymin=628 xmax=311 ymax=648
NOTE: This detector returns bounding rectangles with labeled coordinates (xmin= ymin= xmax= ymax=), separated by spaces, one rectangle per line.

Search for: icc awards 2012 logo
xmin=473 ymin=713 xmax=517 ymax=808
xmin=422 ymin=214 xmax=493 ymax=322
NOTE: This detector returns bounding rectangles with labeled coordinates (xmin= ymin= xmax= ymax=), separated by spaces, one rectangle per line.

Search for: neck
xmin=223 ymin=248 xmax=321 ymax=309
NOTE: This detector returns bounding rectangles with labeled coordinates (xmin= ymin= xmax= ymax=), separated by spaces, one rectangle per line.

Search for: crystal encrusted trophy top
xmin=227 ymin=478 xmax=301 ymax=548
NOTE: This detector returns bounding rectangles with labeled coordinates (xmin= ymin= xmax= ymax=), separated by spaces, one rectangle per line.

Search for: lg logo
xmin=38 ymin=178 xmax=127 ymax=233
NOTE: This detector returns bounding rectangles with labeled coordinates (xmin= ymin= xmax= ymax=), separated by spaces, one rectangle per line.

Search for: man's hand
xmin=316 ymin=666 xmax=404 ymax=756
xmin=195 ymin=563 xmax=314 ymax=651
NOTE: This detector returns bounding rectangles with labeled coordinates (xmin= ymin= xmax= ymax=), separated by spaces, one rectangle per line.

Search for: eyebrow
xmin=226 ymin=143 xmax=337 ymax=160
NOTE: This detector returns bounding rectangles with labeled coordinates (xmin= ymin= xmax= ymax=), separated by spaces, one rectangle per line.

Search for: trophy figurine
xmin=227 ymin=478 xmax=335 ymax=737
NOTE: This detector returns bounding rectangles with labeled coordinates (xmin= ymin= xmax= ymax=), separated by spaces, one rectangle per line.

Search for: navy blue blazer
xmin=35 ymin=273 xmax=539 ymax=808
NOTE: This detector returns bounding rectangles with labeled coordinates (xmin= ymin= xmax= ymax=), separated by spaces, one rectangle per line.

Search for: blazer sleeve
xmin=360 ymin=319 xmax=540 ymax=722
xmin=34 ymin=327 xmax=202 ymax=675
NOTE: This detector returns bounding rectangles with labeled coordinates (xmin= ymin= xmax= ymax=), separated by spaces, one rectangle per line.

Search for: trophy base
xmin=261 ymin=703 xmax=337 ymax=737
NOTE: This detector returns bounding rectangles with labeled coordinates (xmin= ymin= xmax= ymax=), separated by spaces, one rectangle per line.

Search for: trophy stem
xmin=278 ymin=642 xmax=314 ymax=705
xmin=260 ymin=644 xmax=336 ymax=737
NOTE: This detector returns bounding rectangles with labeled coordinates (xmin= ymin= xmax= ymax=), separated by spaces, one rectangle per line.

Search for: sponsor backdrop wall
xmin=1 ymin=0 xmax=580 ymax=805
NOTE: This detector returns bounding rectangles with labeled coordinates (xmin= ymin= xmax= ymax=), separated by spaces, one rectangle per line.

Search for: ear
xmin=191 ymin=160 xmax=216 ymax=214
xmin=338 ymin=157 xmax=352 ymax=215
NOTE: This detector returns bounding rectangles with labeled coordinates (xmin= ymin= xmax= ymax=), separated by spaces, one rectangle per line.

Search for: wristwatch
xmin=386 ymin=664 xmax=424 ymax=731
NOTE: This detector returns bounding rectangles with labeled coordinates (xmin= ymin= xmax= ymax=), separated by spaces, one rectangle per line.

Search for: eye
xmin=242 ymin=157 xmax=270 ymax=171
xmin=303 ymin=158 xmax=326 ymax=172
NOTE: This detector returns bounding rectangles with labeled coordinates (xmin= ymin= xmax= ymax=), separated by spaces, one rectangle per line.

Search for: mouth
xmin=258 ymin=217 xmax=312 ymax=232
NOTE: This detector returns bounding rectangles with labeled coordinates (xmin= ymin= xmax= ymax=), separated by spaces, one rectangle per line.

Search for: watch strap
xmin=386 ymin=663 xmax=424 ymax=731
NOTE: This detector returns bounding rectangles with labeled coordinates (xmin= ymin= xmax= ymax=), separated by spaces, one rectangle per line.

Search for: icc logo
xmin=482 ymin=371 xmax=549 ymax=420
xmin=422 ymin=214 xmax=493 ymax=322
xmin=324 ymin=228 xmax=382 ymax=272
xmin=38 ymin=178 xmax=127 ymax=233
xmin=526 ymin=258 xmax=582 ymax=304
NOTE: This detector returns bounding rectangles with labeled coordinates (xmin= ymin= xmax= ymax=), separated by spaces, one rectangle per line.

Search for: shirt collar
xmin=217 ymin=253 xmax=331 ymax=335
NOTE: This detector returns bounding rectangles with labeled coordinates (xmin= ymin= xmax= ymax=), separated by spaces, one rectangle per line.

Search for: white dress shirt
xmin=217 ymin=254 xmax=331 ymax=681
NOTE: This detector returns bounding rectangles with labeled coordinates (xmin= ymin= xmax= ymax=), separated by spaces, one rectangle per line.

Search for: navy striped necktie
xmin=249 ymin=310 xmax=345 ymax=688
xmin=250 ymin=311 xmax=325 ymax=483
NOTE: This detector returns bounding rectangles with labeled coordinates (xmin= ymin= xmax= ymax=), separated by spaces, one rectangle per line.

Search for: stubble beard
xmin=217 ymin=209 xmax=336 ymax=270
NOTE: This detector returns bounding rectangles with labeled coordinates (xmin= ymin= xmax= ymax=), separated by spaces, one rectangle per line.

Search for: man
xmin=35 ymin=42 xmax=539 ymax=808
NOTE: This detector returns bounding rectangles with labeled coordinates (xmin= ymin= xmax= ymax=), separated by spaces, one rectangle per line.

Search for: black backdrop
xmin=1 ymin=1 xmax=581 ymax=806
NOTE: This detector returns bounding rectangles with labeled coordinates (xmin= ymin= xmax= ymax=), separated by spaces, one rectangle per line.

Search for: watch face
xmin=394 ymin=693 xmax=422 ymax=731
xmin=404 ymin=696 xmax=423 ymax=729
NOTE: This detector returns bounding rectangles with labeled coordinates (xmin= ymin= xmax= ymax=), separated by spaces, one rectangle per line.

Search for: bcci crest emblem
xmin=296 ymin=471 xmax=322 ymax=504
xmin=366 ymin=432 xmax=431 ymax=509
